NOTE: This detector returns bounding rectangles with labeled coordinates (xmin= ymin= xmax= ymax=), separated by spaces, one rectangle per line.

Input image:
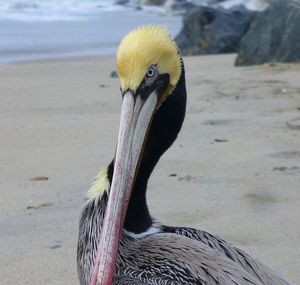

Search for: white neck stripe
xmin=124 ymin=226 xmax=161 ymax=239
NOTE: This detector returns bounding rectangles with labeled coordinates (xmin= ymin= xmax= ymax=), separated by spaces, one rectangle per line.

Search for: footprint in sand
xmin=270 ymin=151 xmax=300 ymax=159
xmin=26 ymin=202 xmax=54 ymax=210
xmin=203 ymin=119 xmax=241 ymax=126
xmin=243 ymin=192 xmax=279 ymax=204
xmin=286 ymin=118 xmax=300 ymax=130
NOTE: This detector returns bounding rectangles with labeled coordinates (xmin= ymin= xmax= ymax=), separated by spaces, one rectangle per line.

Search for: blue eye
xmin=147 ymin=66 xmax=156 ymax=77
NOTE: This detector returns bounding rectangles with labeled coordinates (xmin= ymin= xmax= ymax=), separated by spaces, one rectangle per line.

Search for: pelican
xmin=77 ymin=26 xmax=290 ymax=285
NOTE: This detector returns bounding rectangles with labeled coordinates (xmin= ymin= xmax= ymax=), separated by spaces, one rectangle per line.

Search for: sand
xmin=0 ymin=54 xmax=299 ymax=284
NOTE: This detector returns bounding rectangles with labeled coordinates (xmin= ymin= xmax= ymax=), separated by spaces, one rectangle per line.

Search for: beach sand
xmin=0 ymin=54 xmax=299 ymax=284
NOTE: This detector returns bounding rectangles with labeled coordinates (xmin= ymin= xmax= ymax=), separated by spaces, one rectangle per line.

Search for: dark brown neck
xmin=109 ymin=64 xmax=187 ymax=234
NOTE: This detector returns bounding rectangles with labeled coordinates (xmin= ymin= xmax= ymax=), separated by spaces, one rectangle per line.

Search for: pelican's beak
xmin=90 ymin=89 xmax=159 ymax=285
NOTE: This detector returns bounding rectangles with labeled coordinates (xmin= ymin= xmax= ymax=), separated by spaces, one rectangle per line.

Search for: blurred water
xmin=0 ymin=0 xmax=268 ymax=22
xmin=0 ymin=0 xmax=124 ymax=21
xmin=220 ymin=0 xmax=268 ymax=10
xmin=0 ymin=9 xmax=182 ymax=65
xmin=0 ymin=0 xmax=267 ymax=65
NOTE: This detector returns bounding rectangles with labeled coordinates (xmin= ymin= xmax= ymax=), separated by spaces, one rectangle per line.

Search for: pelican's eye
xmin=147 ymin=66 xmax=156 ymax=77
xmin=145 ymin=65 xmax=158 ymax=86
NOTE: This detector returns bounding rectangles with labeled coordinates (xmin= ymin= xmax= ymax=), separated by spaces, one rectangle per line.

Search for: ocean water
xmin=219 ymin=0 xmax=269 ymax=10
xmin=0 ymin=0 xmax=268 ymax=65
xmin=0 ymin=0 xmax=126 ymax=21
xmin=0 ymin=0 xmax=269 ymax=22
xmin=0 ymin=1 xmax=181 ymax=65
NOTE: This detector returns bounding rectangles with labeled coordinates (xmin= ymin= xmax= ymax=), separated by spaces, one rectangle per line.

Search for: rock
xmin=214 ymin=138 xmax=228 ymax=142
xmin=119 ymin=0 xmax=155 ymax=7
xmin=99 ymin=84 xmax=109 ymax=88
xmin=144 ymin=0 xmax=166 ymax=5
xmin=49 ymin=244 xmax=61 ymax=249
xmin=207 ymin=0 xmax=226 ymax=4
xmin=110 ymin=71 xmax=118 ymax=78
xmin=30 ymin=176 xmax=48 ymax=181
xmin=236 ymin=0 xmax=300 ymax=66
xmin=171 ymin=0 xmax=198 ymax=13
xmin=176 ymin=6 xmax=256 ymax=56
xmin=115 ymin=0 xmax=129 ymax=4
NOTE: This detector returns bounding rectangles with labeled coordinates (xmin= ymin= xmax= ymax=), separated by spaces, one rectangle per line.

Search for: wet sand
xmin=0 ymin=54 xmax=299 ymax=284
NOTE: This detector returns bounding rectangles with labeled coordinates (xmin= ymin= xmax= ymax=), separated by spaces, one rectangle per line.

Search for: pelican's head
xmin=117 ymin=25 xmax=181 ymax=101
xmin=91 ymin=26 xmax=183 ymax=285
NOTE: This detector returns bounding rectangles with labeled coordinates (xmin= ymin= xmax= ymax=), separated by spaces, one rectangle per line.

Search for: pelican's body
xmin=77 ymin=26 xmax=290 ymax=285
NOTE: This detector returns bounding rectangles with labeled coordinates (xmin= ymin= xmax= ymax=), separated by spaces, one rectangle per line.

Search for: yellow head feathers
xmin=117 ymin=25 xmax=181 ymax=93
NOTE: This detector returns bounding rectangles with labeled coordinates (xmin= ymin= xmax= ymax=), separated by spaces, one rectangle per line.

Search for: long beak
xmin=90 ymin=90 xmax=159 ymax=285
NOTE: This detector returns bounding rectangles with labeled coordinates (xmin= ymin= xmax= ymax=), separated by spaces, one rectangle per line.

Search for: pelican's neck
xmin=123 ymin=161 xmax=154 ymax=233
xmin=121 ymin=63 xmax=187 ymax=234
xmin=97 ymin=63 xmax=187 ymax=235
xmin=101 ymin=159 xmax=151 ymax=234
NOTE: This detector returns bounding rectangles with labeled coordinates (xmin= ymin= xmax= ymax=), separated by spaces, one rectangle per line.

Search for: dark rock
xmin=115 ymin=0 xmax=129 ymax=4
xmin=207 ymin=0 xmax=226 ymax=4
xmin=49 ymin=244 xmax=61 ymax=249
xmin=236 ymin=0 xmax=300 ymax=66
xmin=171 ymin=1 xmax=198 ymax=13
xmin=145 ymin=0 xmax=166 ymax=5
xmin=214 ymin=138 xmax=228 ymax=142
xmin=176 ymin=6 xmax=256 ymax=55
xmin=110 ymin=71 xmax=118 ymax=78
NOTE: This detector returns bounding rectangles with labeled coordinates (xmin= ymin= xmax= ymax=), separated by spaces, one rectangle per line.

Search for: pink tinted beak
xmin=90 ymin=90 xmax=158 ymax=285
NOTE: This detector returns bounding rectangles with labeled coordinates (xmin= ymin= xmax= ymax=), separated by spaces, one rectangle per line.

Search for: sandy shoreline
xmin=0 ymin=54 xmax=299 ymax=284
